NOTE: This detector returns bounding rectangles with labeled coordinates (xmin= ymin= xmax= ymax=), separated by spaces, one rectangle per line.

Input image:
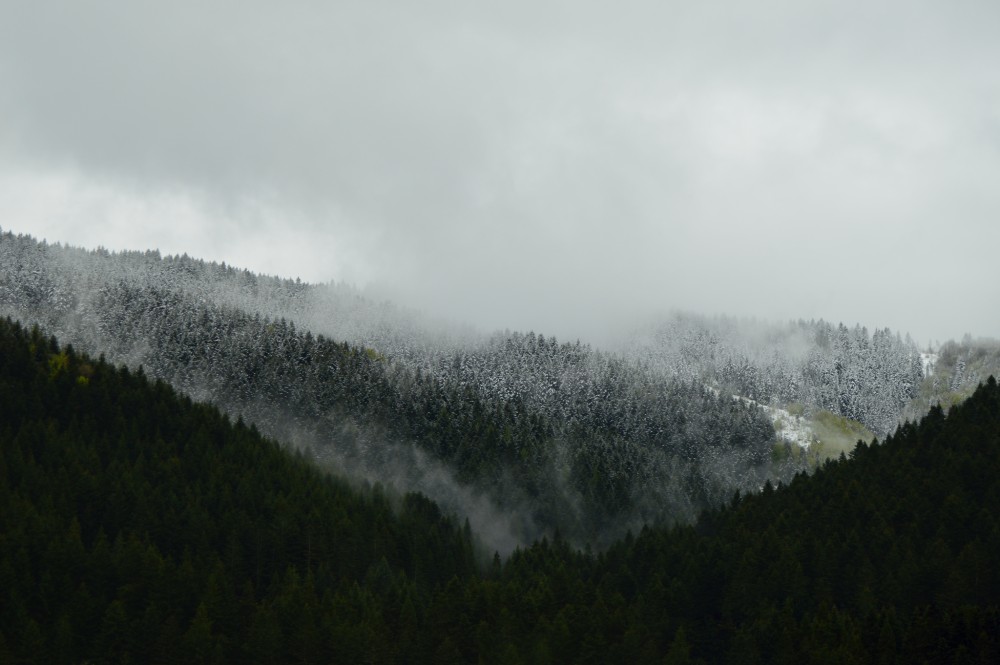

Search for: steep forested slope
xmin=0 ymin=318 xmax=477 ymax=664
xmin=4 ymin=317 xmax=998 ymax=664
xmin=0 ymin=230 xmax=783 ymax=546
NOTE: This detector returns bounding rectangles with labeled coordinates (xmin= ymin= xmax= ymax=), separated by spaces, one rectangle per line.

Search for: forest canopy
xmin=2 ymin=316 xmax=999 ymax=663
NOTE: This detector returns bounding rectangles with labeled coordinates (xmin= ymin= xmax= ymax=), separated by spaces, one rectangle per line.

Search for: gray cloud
xmin=1 ymin=0 xmax=998 ymax=345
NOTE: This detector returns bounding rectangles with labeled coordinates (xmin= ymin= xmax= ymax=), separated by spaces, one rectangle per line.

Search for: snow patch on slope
xmin=920 ymin=352 xmax=938 ymax=377
xmin=765 ymin=404 xmax=815 ymax=449
xmin=707 ymin=385 xmax=815 ymax=449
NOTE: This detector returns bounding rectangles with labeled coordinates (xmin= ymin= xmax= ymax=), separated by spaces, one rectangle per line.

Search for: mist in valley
xmin=2 ymin=1 xmax=1000 ymax=556
xmin=7 ymin=231 xmax=986 ymax=556
xmin=6 ymin=5 xmax=1000 ymax=664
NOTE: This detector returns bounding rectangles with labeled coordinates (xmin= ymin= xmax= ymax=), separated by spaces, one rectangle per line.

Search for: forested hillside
xmin=3 ymin=317 xmax=998 ymax=663
xmin=622 ymin=313 xmax=925 ymax=436
xmin=0 ymin=318 xmax=478 ymax=663
xmin=0 ymin=230 xmax=786 ymax=547
xmin=903 ymin=336 xmax=1000 ymax=424
xmin=461 ymin=375 xmax=1000 ymax=663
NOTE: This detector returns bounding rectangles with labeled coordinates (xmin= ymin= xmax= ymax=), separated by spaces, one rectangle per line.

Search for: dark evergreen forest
xmin=0 ymin=318 xmax=477 ymax=663
xmin=2 ymin=317 xmax=1000 ymax=663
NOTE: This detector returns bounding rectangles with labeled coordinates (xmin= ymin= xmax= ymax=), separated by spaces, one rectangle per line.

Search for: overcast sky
xmin=1 ymin=1 xmax=998 ymax=346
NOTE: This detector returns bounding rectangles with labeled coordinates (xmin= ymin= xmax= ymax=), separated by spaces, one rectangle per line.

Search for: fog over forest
xmin=10 ymin=229 xmax=997 ymax=556
xmin=6 ymin=5 xmax=1000 ymax=664
xmin=2 ymin=1 xmax=999 ymax=346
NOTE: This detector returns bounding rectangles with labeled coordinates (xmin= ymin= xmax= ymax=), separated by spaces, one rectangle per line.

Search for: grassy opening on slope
xmin=785 ymin=402 xmax=806 ymax=417
xmin=809 ymin=409 xmax=874 ymax=460
xmin=771 ymin=440 xmax=807 ymax=464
